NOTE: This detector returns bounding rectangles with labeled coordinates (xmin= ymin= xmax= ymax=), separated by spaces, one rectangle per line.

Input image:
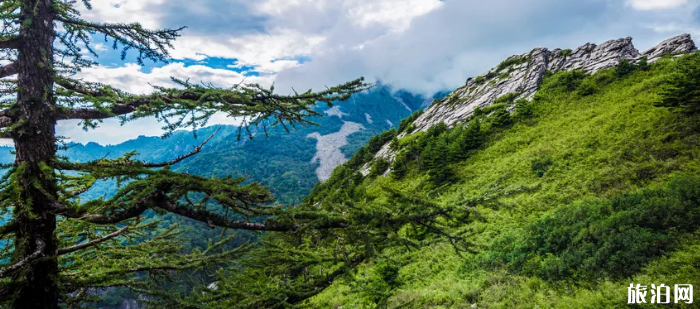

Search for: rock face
xmin=364 ymin=34 xmax=696 ymax=174
xmin=642 ymin=34 xmax=696 ymax=62
xmin=309 ymin=120 xmax=365 ymax=181
xmin=409 ymin=34 xmax=696 ymax=133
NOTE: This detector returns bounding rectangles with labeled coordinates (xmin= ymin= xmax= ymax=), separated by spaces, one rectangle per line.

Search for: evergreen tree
xmin=390 ymin=151 xmax=408 ymax=179
xmin=657 ymin=53 xmax=700 ymax=114
xmin=422 ymin=135 xmax=452 ymax=185
xmin=0 ymin=1 xmax=368 ymax=308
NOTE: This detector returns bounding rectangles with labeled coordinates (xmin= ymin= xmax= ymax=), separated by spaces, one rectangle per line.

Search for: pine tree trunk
xmin=11 ymin=0 xmax=59 ymax=308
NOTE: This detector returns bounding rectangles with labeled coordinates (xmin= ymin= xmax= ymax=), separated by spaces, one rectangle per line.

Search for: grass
xmin=305 ymin=54 xmax=700 ymax=308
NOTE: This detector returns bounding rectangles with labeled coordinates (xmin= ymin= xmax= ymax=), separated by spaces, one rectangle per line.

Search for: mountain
xmin=0 ymin=84 xmax=437 ymax=309
xmin=365 ymin=34 xmax=697 ymax=170
xmin=300 ymin=34 xmax=700 ymax=307
xmin=0 ymin=84 xmax=434 ymax=205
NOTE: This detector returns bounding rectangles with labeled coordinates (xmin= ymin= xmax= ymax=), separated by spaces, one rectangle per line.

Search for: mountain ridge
xmin=366 ymin=34 xmax=697 ymax=173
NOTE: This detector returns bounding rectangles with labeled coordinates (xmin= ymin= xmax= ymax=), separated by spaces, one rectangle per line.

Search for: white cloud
xmin=647 ymin=23 xmax=700 ymax=36
xmin=58 ymin=0 xmax=700 ymax=146
xmin=53 ymin=62 xmax=272 ymax=145
xmin=626 ymin=0 xmax=689 ymax=10
xmin=77 ymin=0 xmax=165 ymax=29
xmin=76 ymin=62 xmax=274 ymax=94
xmin=169 ymin=29 xmax=325 ymax=72
xmin=254 ymin=0 xmax=329 ymax=16
xmin=345 ymin=0 xmax=443 ymax=32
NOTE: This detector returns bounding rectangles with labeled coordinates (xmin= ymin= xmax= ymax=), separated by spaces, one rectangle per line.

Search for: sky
xmin=3 ymin=0 xmax=700 ymax=145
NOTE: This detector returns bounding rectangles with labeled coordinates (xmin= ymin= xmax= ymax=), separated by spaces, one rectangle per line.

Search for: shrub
xmin=486 ymin=174 xmax=700 ymax=281
xmin=575 ymin=78 xmax=598 ymax=96
xmin=487 ymin=105 xmax=512 ymax=128
xmin=398 ymin=110 xmax=423 ymax=133
xmin=543 ymin=69 xmax=587 ymax=92
xmin=370 ymin=158 xmax=390 ymax=177
xmin=390 ymin=152 xmax=408 ymax=179
xmin=559 ymin=49 xmax=572 ymax=58
xmin=530 ymin=155 xmax=553 ymax=177
xmin=497 ymin=55 xmax=529 ymax=71
xmin=494 ymin=92 xmax=521 ymax=105
xmin=614 ymin=58 xmax=638 ymax=78
xmin=513 ymin=99 xmax=534 ymax=120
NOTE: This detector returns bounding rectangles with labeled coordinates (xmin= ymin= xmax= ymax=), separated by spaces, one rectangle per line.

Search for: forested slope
xmin=302 ymin=52 xmax=700 ymax=308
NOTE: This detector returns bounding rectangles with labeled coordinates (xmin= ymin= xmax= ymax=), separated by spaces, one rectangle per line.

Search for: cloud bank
xmin=47 ymin=0 xmax=700 ymax=144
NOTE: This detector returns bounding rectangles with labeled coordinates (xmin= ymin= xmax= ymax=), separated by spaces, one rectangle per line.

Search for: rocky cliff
xmin=412 ymin=34 xmax=696 ymax=132
xmin=365 ymin=34 xmax=696 ymax=173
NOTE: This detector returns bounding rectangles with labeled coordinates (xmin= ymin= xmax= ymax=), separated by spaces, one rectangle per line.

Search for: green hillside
xmin=301 ymin=53 xmax=700 ymax=308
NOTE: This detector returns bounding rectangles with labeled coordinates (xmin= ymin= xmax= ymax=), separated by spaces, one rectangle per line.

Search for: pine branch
xmin=58 ymin=226 xmax=128 ymax=255
xmin=55 ymin=16 xmax=183 ymax=64
xmin=0 ymin=221 xmax=17 ymax=238
xmin=54 ymin=200 xmax=150 ymax=225
xmin=0 ymin=239 xmax=45 ymax=278
xmin=54 ymin=77 xmax=370 ymax=134
xmin=157 ymin=200 xmax=349 ymax=232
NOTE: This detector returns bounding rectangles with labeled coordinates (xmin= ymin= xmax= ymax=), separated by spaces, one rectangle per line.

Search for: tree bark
xmin=10 ymin=0 xmax=59 ymax=308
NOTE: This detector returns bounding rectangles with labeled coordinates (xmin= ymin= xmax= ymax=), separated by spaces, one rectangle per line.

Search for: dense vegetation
xmin=294 ymin=52 xmax=700 ymax=308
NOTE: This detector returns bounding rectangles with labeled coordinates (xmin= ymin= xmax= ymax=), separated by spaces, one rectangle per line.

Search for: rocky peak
xmin=409 ymin=34 xmax=696 ymax=133
xmin=642 ymin=34 xmax=696 ymax=62
xmin=364 ymin=34 xmax=697 ymax=174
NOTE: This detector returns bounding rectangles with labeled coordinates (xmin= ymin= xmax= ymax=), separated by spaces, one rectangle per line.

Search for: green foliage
xmin=305 ymin=53 xmax=700 ymax=308
xmin=614 ymin=58 xmax=640 ymax=78
xmin=497 ymin=55 xmax=529 ymax=71
xmin=486 ymin=105 xmax=513 ymax=128
xmin=350 ymin=259 xmax=403 ymax=306
xmin=575 ymin=78 xmax=598 ymax=96
xmin=530 ymin=155 xmax=553 ymax=177
xmin=487 ymin=174 xmax=700 ymax=281
xmin=370 ymin=158 xmax=390 ymax=178
xmin=398 ymin=110 xmax=424 ymax=134
xmin=656 ymin=52 xmax=700 ymax=113
xmin=493 ymin=92 xmax=521 ymax=105
xmin=559 ymin=49 xmax=573 ymax=58
xmin=474 ymin=76 xmax=486 ymax=85
xmin=543 ymin=69 xmax=588 ymax=92
xmin=512 ymin=99 xmax=534 ymax=120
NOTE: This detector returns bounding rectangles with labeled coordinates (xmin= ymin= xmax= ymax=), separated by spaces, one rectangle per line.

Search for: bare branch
xmin=0 ymin=62 xmax=17 ymax=79
xmin=144 ymin=127 xmax=219 ymax=167
xmin=0 ymin=239 xmax=45 ymax=278
xmin=58 ymin=226 xmax=128 ymax=255
xmin=0 ymin=37 xmax=20 ymax=50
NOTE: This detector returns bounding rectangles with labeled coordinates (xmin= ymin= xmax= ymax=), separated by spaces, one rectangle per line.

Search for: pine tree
xmin=0 ymin=1 xmax=368 ymax=308
xmin=657 ymin=53 xmax=700 ymax=114
xmin=422 ymin=135 xmax=451 ymax=185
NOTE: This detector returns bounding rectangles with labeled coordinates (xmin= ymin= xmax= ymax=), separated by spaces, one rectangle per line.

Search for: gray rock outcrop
xmin=309 ymin=121 xmax=364 ymax=181
xmin=411 ymin=34 xmax=696 ymax=133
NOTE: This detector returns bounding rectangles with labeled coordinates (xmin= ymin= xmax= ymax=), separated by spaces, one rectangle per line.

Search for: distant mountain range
xmin=0 ymin=84 xmax=445 ymax=204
